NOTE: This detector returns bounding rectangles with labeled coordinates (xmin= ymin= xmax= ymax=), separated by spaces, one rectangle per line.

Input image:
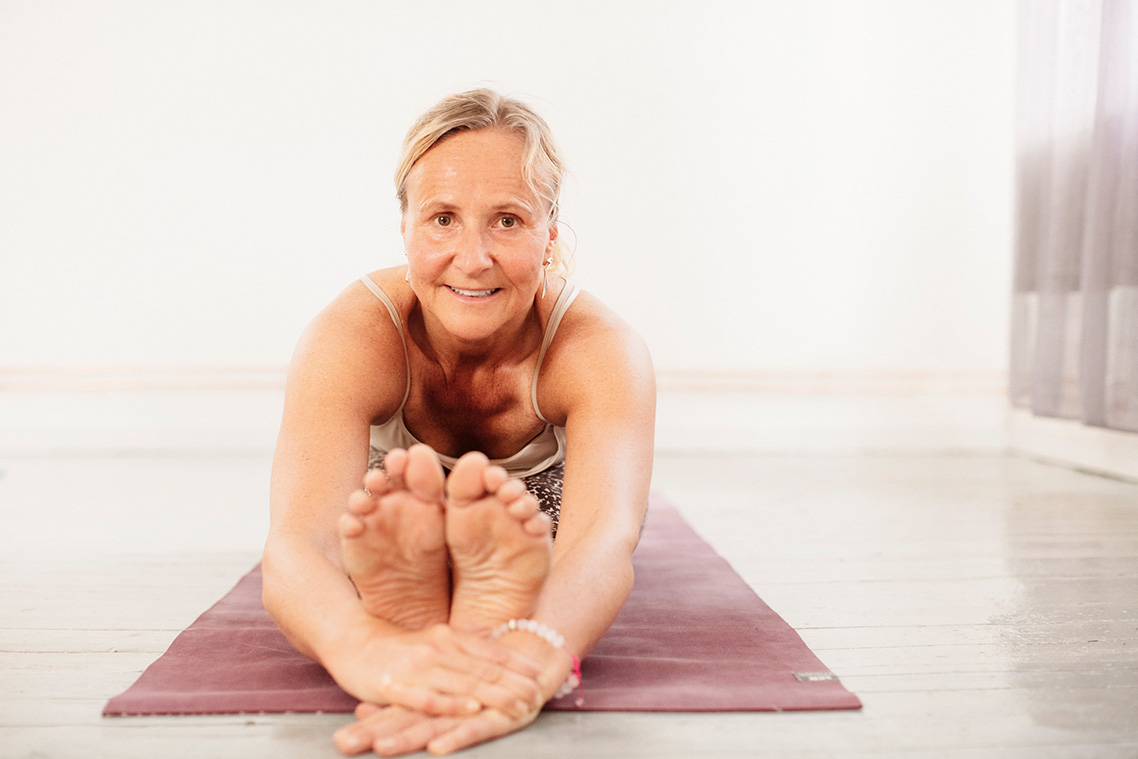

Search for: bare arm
xmin=263 ymin=296 xmax=376 ymax=661
xmin=498 ymin=293 xmax=656 ymax=684
xmin=263 ymin=281 xmax=540 ymax=716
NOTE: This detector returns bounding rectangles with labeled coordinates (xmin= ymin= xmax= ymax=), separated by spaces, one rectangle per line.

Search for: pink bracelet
xmin=490 ymin=618 xmax=584 ymax=707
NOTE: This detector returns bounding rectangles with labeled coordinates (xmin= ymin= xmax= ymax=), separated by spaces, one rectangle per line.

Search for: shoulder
xmin=302 ymin=267 xmax=409 ymax=357
xmin=537 ymin=285 xmax=655 ymax=426
xmin=284 ymin=267 xmax=411 ymax=423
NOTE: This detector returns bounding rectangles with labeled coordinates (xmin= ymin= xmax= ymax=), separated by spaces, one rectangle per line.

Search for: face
xmin=402 ymin=128 xmax=558 ymax=347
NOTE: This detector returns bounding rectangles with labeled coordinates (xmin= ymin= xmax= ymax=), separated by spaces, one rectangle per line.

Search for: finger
xmin=419 ymin=624 xmax=539 ymax=683
xmin=448 ymin=639 xmax=544 ymax=708
xmin=382 ymin=679 xmax=481 ymax=717
xmin=333 ymin=723 xmax=374 ymax=757
xmin=417 ymin=667 xmax=535 ymax=719
xmin=426 ymin=633 xmax=543 ymax=710
xmin=373 ymin=715 xmax=460 ymax=758
xmin=354 ymin=701 xmax=382 ymax=719
xmin=426 ymin=710 xmax=525 ymax=756
xmin=333 ymin=707 xmax=421 ymax=755
xmin=388 ymin=628 xmax=540 ymax=714
xmin=467 ymin=664 xmax=542 ymax=713
xmin=452 ymin=632 xmax=543 ymax=680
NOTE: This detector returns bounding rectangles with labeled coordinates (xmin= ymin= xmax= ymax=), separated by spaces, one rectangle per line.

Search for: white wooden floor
xmin=2 ymin=403 xmax=1138 ymax=757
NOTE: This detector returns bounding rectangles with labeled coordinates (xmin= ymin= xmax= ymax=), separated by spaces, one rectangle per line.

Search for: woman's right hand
xmin=325 ymin=619 xmax=544 ymax=719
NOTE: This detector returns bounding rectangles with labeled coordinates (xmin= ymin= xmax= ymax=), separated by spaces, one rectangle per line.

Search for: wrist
xmin=316 ymin=607 xmax=390 ymax=687
xmin=492 ymin=619 xmax=582 ymax=705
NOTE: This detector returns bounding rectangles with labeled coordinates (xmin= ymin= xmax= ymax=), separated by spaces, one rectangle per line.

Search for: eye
xmin=434 ymin=215 xmax=453 ymax=227
xmin=499 ymin=216 xmax=517 ymax=228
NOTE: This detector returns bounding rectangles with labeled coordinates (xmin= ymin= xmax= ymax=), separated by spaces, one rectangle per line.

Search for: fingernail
xmin=464 ymin=698 xmax=481 ymax=714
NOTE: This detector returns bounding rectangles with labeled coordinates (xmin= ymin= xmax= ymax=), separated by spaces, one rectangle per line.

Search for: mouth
xmin=446 ymin=285 xmax=500 ymax=298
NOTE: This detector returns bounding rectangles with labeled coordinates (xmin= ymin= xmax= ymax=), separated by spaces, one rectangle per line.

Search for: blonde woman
xmin=263 ymin=89 xmax=655 ymax=756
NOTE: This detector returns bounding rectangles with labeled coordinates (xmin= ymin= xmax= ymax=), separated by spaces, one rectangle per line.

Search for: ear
xmin=548 ymin=222 xmax=559 ymax=245
xmin=400 ymin=216 xmax=406 ymax=237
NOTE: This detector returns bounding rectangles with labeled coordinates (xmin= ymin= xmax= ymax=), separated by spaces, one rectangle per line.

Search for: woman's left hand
xmin=333 ymin=700 xmax=539 ymax=757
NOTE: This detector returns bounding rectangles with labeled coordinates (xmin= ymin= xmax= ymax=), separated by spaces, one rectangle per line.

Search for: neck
xmin=409 ymin=302 xmax=543 ymax=373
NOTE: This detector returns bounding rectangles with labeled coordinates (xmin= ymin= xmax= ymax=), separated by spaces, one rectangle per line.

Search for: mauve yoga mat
xmin=104 ymin=495 xmax=861 ymax=715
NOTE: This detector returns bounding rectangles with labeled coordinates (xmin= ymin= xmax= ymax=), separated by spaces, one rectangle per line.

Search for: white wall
xmin=0 ymin=0 xmax=1015 ymax=380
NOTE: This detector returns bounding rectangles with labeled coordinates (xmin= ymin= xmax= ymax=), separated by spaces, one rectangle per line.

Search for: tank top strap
xmin=359 ymin=275 xmax=411 ymax=408
xmin=531 ymin=279 xmax=580 ymax=424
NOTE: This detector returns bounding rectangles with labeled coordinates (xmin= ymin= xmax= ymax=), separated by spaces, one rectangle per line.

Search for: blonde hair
xmin=395 ymin=89 xmax=570 ymax=274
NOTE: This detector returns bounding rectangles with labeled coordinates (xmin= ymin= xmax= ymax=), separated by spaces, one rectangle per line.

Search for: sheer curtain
xmin=1011 ymin=0 xmax=1138 ymax=432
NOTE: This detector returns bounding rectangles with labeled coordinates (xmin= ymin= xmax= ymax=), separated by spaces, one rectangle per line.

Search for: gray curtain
xmin=1012 ymin=0 xmax=1138 ymax=432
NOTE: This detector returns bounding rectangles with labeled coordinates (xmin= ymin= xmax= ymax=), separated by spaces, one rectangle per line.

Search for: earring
xmin=541 ymin=255 xmax=553 ymax=298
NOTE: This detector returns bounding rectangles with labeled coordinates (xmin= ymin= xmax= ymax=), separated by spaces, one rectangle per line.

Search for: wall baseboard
xmin=0 ymin=367 xmax=1012 ymax=457
xmin=1 ymin=365 xmax=1008 ymax=395
xmin=1005 ymin=408 xmax=1138 ymax=483
xmin=655 ymin=369 xmax=1006 ymax=396
xmin=0 ymin=364 xmax=288 ymax=392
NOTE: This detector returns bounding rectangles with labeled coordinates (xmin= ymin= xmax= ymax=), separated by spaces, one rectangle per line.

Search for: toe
xmin=348 ymin=490 xmax=378 ymax=516
xmin=446 ymin=452 xmax=490 ymax=505
xmin=364 ymin=468 xmax=392 ymax=497
xmin=481 ymin=464 xmax=509 ymax=493
xmin=339 ymin=512 xmax=366 ymax=538
xmin=495 ymin=479 xmax=528 ymax=504
xmin=504 ymin=493 xmax=538 ymax=520
xmin=521 ymin=512 xmax=551 ymax=538
xmin=405 ymin=445 xmax=446 ymax=504
xmin=384 ymin=449 xmax=410 ymax=489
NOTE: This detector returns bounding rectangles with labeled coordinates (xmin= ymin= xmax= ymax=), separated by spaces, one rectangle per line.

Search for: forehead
xmin=405 ymin=129 xmax=535 ymax=205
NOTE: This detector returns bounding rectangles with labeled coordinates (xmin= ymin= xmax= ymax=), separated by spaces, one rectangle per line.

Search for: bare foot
xmin=444 ymin=452 xmax=552 ymax=635
xmin=340 ymin=445 xmax=451 ymax=630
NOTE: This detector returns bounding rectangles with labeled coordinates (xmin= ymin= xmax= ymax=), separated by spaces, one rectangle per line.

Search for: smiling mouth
xmin=447 ymin=286 xmax=500 ymax=298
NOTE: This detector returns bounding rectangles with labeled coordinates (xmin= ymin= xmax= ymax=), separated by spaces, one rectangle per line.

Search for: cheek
xmin=404 ymin=235 xmax=446 ymax=272
xmin=404 ymin=224 xmax=452 ymax=255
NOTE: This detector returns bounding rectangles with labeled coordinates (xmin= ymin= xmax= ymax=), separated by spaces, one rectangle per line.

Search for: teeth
xmin=450 ymin=286 xmax=496 ymax=297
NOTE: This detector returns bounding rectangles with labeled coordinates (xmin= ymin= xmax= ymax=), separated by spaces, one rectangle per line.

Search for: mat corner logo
xmin=794 ymin=671 xmax=838 ymax=683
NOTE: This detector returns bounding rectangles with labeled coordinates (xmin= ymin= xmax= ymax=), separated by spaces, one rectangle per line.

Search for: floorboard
xmin=2 ymin=451 xmax=1136 ymax=758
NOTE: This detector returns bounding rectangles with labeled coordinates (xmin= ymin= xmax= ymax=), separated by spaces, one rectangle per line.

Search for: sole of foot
xmin=339 ymin=445 xmax=451 ymax=630
xmin=444 ymin=452 xmax=552 ymax=635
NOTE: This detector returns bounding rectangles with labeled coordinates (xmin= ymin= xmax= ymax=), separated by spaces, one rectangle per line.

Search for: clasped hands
xmin=327 ymin=447 xmax=569 ymax=756
xmin=331 ymin=619 xmax=570 ymax=756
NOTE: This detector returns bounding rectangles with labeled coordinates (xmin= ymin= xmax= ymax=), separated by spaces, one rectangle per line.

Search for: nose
xmin=452 ymin=227 xmax=493 ymax=275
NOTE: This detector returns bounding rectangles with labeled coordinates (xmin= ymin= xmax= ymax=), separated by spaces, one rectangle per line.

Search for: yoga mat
xmin=104 ymin=495 xmax=861 ymax=715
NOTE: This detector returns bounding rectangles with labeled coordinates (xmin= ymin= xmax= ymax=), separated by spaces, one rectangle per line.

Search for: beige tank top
xmin=359 ymin=275 xmax=579 ymax=478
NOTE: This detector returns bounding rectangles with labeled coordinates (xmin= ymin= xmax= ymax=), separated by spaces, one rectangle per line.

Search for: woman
xmin=263 ymin=89 xmax=655 ymax=756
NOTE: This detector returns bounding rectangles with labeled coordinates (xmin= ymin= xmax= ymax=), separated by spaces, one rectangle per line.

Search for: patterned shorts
xmin=368 ymin=447 xmax=564 ymax=538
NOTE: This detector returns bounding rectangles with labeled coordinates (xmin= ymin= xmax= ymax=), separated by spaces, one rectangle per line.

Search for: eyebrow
xmin=415 ymin=198 xmax=537 ymax=216
xmin=491 ymin=201 xmax=536 ymax=215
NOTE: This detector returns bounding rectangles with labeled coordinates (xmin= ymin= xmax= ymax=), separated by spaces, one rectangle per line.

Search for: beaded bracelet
xmin=490 ymin=618 xmax=584 ymax=707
